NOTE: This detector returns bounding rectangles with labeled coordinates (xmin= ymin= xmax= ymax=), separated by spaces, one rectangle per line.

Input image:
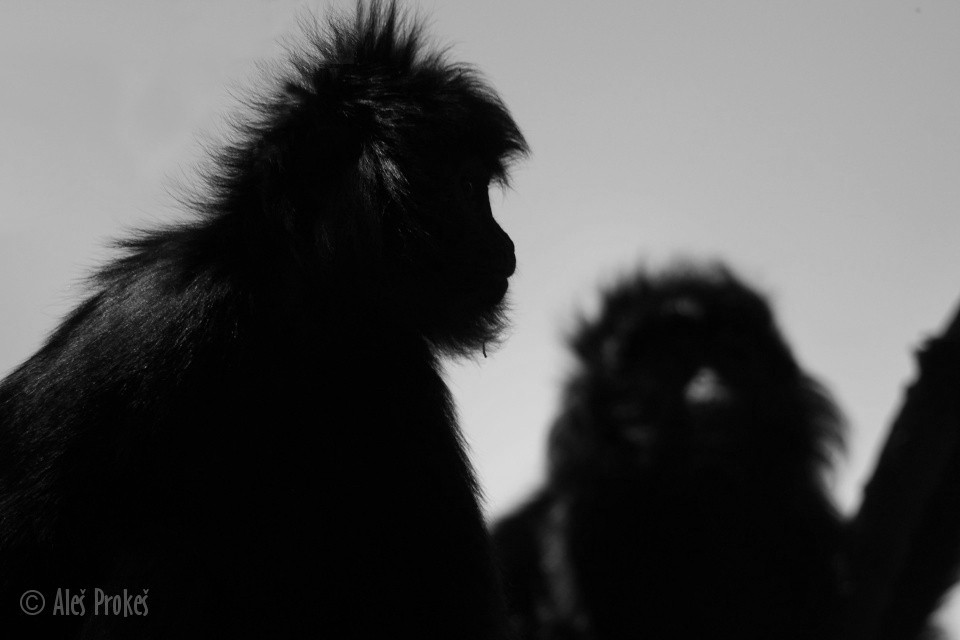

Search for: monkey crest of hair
xmin=492 ymin=262 xmax=846 ymax=640
xmin=0 ymin=2 xmax=526 ymax=639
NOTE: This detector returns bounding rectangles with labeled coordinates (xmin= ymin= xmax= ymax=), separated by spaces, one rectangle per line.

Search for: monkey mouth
xmin=620 ymin=423 xmax=658 ymax=448
xmin=486 ymin=249 xmax=517 ymax=279
xmin=473 ymin=275 xmax=510 ymax=306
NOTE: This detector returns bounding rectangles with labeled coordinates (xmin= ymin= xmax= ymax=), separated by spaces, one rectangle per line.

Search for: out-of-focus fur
xmin=493 ymin=263 xmax=844 ymax=640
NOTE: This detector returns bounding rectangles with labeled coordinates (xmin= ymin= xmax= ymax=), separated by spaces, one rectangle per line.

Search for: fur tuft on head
xmin=200 ymin=0 xmax=528 ymax=259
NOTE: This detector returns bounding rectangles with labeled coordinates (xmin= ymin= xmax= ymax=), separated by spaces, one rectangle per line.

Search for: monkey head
xmin=547 ymin=264 xmax=842 ymax=491
xmin=211 ymin=2 xmax=527 ymax=355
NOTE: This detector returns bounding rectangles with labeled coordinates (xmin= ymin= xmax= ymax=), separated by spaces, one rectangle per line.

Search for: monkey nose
xmin=684 ymin=367 xmax=731 ymax=407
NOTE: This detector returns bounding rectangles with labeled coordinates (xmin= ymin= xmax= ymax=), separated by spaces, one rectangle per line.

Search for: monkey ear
xmin=332 ymin=149 xmax=388 ymax=264
xmin=248 ymin=123 xmax=387 ymax=269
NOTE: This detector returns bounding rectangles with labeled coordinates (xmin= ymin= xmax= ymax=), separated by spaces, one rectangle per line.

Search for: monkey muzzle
xmin=684 ymin=367 xmax=732 ymax=408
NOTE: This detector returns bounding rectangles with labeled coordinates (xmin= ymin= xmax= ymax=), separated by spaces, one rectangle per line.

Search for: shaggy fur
xmin=492 ymin=264 xmax=845 ymax=640
xmin=0 ymin=2 xmax=526 ymax=638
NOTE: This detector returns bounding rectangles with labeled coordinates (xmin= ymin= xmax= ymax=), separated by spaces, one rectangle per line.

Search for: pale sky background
xmin=1 ymin=0 xmax=959 ymax=632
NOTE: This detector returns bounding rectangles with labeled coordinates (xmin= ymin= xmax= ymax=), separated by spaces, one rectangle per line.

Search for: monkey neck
xmin=119 ymin=210 xmax=445 ymax=376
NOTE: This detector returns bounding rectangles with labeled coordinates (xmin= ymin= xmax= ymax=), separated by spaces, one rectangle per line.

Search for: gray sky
xmin=1 ymin=0 xmax=959 ymax=631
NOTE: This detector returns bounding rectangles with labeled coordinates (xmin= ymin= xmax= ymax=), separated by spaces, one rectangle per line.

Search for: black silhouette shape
xmin=840 ymin=300 xmax=960 ymax=640
xmin=0 ymin=2 xmax=526 ymax=638
xmin=493 ymin=264 xmax=845 ymax=640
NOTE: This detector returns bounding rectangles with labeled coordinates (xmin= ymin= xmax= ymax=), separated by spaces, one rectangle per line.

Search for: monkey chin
xmin=421 ymin=284 xmax=511 ymax=358
xmin=446 ymin=272 xmax=512 ymax=315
